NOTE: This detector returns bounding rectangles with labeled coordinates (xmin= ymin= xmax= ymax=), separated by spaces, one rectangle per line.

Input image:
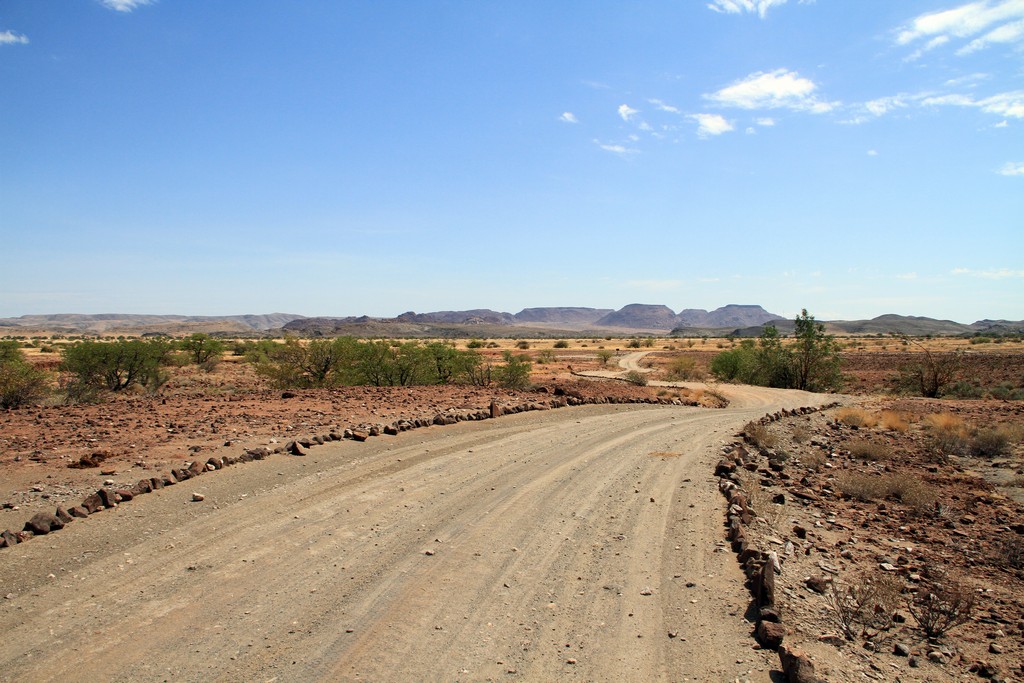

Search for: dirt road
xmin=0 ymin=384 xmax=830 ymax=682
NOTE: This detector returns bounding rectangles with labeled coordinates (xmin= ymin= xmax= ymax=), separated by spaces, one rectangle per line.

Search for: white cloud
xmin=896 ymin=272 xmax=918 ymax=280
xmin=951 ymin=267 xmax=1024 ymax=278
xmin=692 ymin=113 xmax=734 ymax=137
xmin=0 ymin=30 xmax=29 ymax=45
xmin=705 ymin=68 xmax=838 ymax=113
xmin=559 ymin=112 xmax=578 ymax=124
xmin=593 ymin=140 xmax=637 ymax=155
xmin=100 ymin=0 xmax=153 ymax=10
xmin=756 ymin=117 xmax=775 ymax=126
xmin=706 ymin=0 xmax=809 ymax=19
xmin=998 ymin=161 xmax=1024 ymax=175
xmin=648 ymin=98 xmax=681 ymax=114
xmin=897 ymin=0 xmax=1024 ymax=55
xmin=618 ymin=104 xmax=639 ymax=121
xmin=923 ymin=90 xmax=1024 ymax=118
xmin=995 ymin=119 xmax=1009 ymax=127
xmin=867 ymin=149 xmax=879 ymax=156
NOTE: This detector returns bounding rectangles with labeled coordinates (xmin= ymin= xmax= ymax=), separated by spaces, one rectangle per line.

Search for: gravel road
xmin=0 ymin=384 xmax=829 ymax=682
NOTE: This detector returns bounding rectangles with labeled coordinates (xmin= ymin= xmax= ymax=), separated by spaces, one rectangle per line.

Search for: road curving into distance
xmin=0 ymin=383 xmax=834 ymax=682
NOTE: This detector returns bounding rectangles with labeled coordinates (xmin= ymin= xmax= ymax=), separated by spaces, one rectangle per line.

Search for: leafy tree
xmin=180 ymin=333 xmax=225 ymax=365
xmin=0 ymin=342 xmax=50 ymax=408
xmin=709 ymin=309 xmax=841 ymax=392
xmin=60 ymin=339 xmax=171 ymax=399
xmin=790 ymin=310 xmax=842 ymax=391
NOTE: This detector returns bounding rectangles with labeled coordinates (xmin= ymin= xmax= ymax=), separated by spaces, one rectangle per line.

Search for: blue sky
xmin=2 ymin=0 xmax=1022 ymax=323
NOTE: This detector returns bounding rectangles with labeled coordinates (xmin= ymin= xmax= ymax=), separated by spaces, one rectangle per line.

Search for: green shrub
xmin=623 ymin=370 xmax=647 ymax=386
xmin=60 ymin=339 xmax=171 ymax=399
xmin=970 ymin=428 xmax=1011 ymax=457
xmin=553 ymin=340 xmax=569 ymax=349
xmin=494 ymin=351 xmax=531 ymax=389
xmin=0 ymin=343 xmax=50 ymax=408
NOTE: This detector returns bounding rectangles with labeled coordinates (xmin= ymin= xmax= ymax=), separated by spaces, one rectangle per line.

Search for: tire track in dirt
xmin=0 ymin=389 xmax=831 ymax=682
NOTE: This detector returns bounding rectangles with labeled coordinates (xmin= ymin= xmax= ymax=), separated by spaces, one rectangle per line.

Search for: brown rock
xmin=805 ymin=575 xmax=829 ymax=594
xmin=757 ymin=620 xmax=786 ymax=649
xmin=288 ymin=440 xmax=306 ymax=456
xmin=779 ymin=644 xmax=820 ymax=683
xmin=25 ymin=512 xmax=63 ymax=535
xmin=349 ymin=430 xmax=369 ymax=442
xmin=68 ymin=506 xmax=90 ymax=519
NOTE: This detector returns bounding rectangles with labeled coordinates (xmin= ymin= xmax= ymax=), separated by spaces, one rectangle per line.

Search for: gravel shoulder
xmin=0 ymin=386 xmax=831 ymax=682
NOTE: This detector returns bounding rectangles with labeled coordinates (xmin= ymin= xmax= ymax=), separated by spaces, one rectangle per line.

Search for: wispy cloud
xmin=0 ymin=30 xmax=29 ymax=45
xmin=617 ymin=104 xmax=639 ymax=122
xmin=705 ymin=69 xmax=838 ymax=113
xmin=897 ymin=0 xmax=1024 ymax=57
xmin=952 ymin=267 xmax=1024 ymax=278
xmin=593 ymin=140 xmax=637 ymax=155
xmin=691 ymin=113 xmax=734 ymax=138
xmin=648 ymin=98 xmax=680 ymax=114
xmin=559 ymin=112 xmax=578 ymax=124
xmin=923 ymin=90 xmax=1024 ymax=118
xmin=706 ymin=0 xmax=810 ymax=19
xmin=867 ymin=149 xmax=879 ymax=156
xmin=100 ymin=0 xmax=153 ymax=12
xmin=998 ymin=161 xmax=1024 ymax=175
xmin=756 ymin=117 xmax=775 ymax=126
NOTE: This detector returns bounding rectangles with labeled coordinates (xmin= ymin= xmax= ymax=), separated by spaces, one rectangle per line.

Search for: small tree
xmin=180 ymin=333 xmax=225 ymax=365
xmin=790 ymin=309 xmax=842 ymax=392
xmin=60 ymin=339 xmax=171 ymax=399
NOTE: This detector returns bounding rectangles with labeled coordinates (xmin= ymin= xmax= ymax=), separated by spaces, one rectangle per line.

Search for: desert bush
xmin=0 ymin=343 xmax=50 ymax=408
xmin=623 ymin=370 xmax=648 ymax=386
xmin=665 ymin=355 xmax=703 ymax=381
xmin=836 ymin=472 xmax=887 ymax=502
xmin=970 ymin=428 xmax=1011 ymax=457
xmin=60 ymin=339 xmax=171 ymax=399
xmin=553 ymin=340 xmax=569 ymax=349
xmin=791 ymin=424 xmax=811 ymax=443
xmin=627 ymin=339 xmax=642 ymax=349
xmin=847 ymin=439 xmax=891 ymax=461
xmin=923 ymin=412 xmax=972 ymax=458
xmin=836 ymin=407 xmax=879 ymax=428
xmin=946 ymin=380 xmax=983 ymax=399
xmin=907 ymin=577 xmax=976 ymax=638
xmin=535 ymin=349 xmax=555 ymax=364
xmin=897 ymin=336 xmax=963 ymax=398
xmin=595 ymin=349 xmax=614 ymax=365
xmin=743 ymin=421 xmax=779 ymax=450
xmin=989 ymin=382 xmax=1024 ymax=400
xmin=466 ymin=339 xmax=485 ymax=349
xmin=515 ymin=340 xmax=530 ymax=350
xmin=800 ymin=451 xmax=826 ymax=471
xmin=890 ymin=478 xmax=939 ymax=514
xmin=493 ymin=351 xmax=531 ymax=390
xmin=1002 ymin=537 xmax=1024 ymax=570
xmin=825 ymin=572 xmax=902 ymax=640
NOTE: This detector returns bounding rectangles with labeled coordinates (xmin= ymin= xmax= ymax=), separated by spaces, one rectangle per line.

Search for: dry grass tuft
xmin=649 ymin=451 xmax=681 ymax=459
xmin=800 ymin=451 xmax=827 ymax=471
xmin=923 ymin=411 xmax=967 ymax=433
xmin=836 ymin=407 xmax=879 ymax=428
xmin=879 ymin=410 xmax=911 ymax=432
xmin=743 ymin=421 xmax=780 ymax=450
xmin=847 ymin=439 xmax=892 ymax=461
xmin=836 ymin=472 xmax=938 ymax=513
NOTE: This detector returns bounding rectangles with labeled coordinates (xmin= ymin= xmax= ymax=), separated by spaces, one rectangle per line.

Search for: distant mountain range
xmin=0 ymin=306 xmax=1020 ymax=337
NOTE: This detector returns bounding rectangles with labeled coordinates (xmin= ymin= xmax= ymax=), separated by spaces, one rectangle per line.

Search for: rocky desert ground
xmin=1 ymin=335 xmax=1022 ymax=682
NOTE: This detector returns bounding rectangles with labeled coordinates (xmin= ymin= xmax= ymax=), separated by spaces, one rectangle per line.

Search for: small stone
xmin=639 ymin=587 xmax=653 ymax=596
xmin=424 ymin=549 xmax=435 ymax=556
xmin=894 ymin=643 xmax=911 ymax=657
xmin=989 ymin=643 xmax=1004 ymax=654
xmin=192 ymin=493 xmax=205 ymax=502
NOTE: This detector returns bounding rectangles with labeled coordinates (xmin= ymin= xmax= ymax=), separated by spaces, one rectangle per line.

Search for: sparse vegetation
xmin=847 ymin=439 xmax=891 ymax=461
xmin=906 ymin=576 xmax=976 ymax=638
xmin=60 ymin=339 xmax=172 ymax=400
xmin=743 ymin=421 xmax=779 ymax=450
xmin=709 ymin=309 xmax=841 ymax=391
xmin=825 ymin=571 xmax=902 ymax=640
xmin=0 ymin=341 xmax=50 ymax=408
xmin=623 ymin=370 xmax=648 ymax=386
xmin=836 ymin=407 xmax=878 ymax=428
